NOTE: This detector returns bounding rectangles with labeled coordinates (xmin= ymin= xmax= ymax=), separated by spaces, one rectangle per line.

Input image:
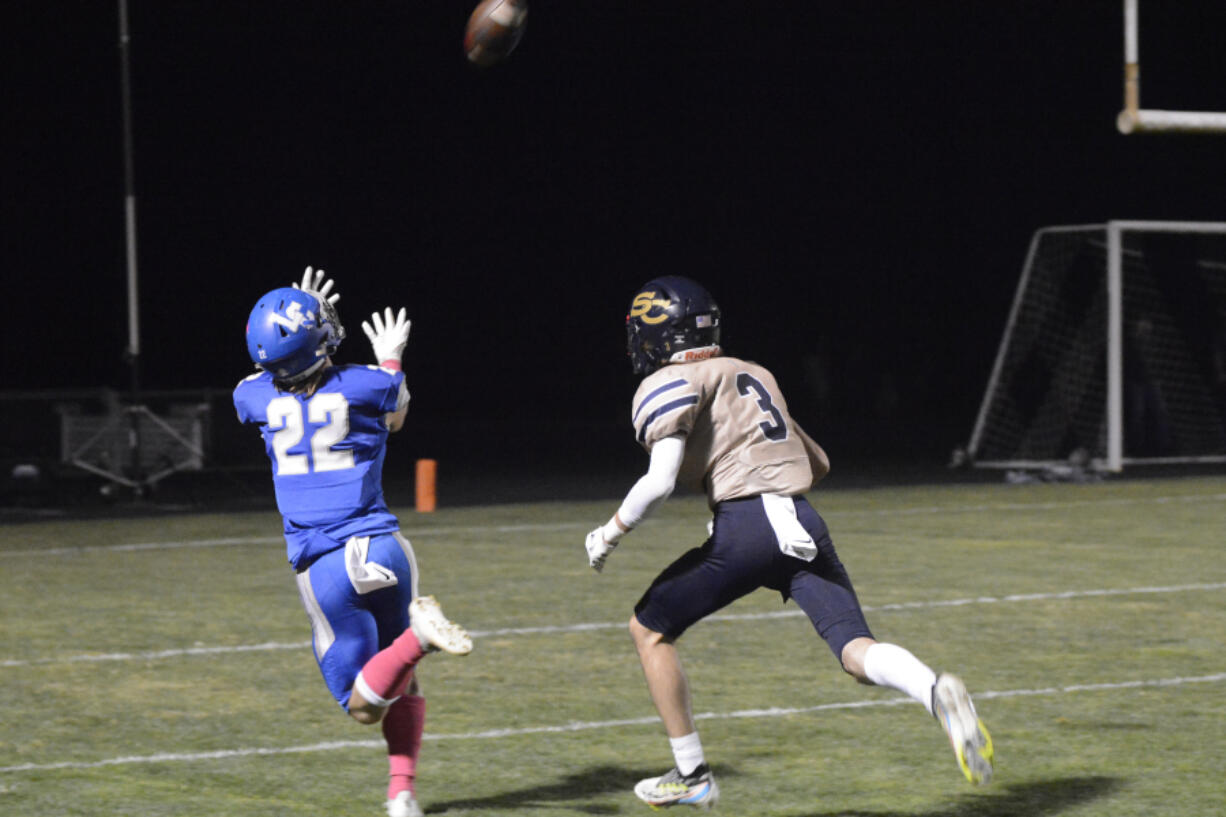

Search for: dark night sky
xmin=5 ymin=1 xmax=1226 ymax=470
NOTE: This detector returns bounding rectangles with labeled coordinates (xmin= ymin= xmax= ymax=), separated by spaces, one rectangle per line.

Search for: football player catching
xmin=234 ymin=268 xmax=472 ymax=817
xmin=585 ymin=276 xmax=994 ymax=809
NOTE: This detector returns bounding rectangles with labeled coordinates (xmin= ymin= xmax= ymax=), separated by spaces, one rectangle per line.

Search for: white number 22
xmin=267 ymin=393 xmax=356 ymax=475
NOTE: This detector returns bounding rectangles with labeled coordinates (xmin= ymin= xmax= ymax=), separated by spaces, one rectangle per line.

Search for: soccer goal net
xmin=965 ymin=221 xmax=1226 ymax=473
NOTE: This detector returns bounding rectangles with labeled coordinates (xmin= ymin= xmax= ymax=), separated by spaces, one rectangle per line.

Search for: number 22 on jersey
xmin=266 ymin=393 xmax=356 ymax=475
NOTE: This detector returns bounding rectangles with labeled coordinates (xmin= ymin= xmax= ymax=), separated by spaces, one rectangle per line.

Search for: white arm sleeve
xmin=616 ymin=434 xmax=685 ymax=530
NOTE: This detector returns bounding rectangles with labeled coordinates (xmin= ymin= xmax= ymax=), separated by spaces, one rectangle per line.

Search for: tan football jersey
xmin=631 ymin=355 xmax=826 ymax=505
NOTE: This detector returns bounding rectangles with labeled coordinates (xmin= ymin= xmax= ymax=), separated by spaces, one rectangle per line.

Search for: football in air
xmin=463 ymin=0 xmax=528 ymax=67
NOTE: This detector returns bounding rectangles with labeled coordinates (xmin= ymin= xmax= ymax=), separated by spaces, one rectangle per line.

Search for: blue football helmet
xmin=245 ymin=287 xmax=345 ymax=382
xmin=626 ymin=276 xmax=722 ymax=375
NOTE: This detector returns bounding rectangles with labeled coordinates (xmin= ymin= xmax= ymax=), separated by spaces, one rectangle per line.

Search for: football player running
xmin=234 ymin=268 xmax=472 ymax=817
xmin=586 ymin=276 xmax=993 ymax=809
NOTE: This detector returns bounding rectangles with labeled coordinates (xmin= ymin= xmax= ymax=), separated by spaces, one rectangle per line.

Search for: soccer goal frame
xmin=966 ymin=220 xmax=1226 ymax=473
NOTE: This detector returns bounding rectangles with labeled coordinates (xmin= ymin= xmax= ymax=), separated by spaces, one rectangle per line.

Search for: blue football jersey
xmin=233 ymin=364 xmax=409 ymax=569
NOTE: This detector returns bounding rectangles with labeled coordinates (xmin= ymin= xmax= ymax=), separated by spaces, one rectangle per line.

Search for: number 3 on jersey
xmin=267 ymin=393 xmax=356 ymax=475
xmin=736 ymin=372 xmax=788 ymax=442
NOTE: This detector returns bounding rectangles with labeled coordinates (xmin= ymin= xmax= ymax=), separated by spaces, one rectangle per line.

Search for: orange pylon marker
xmin=415 ymin=459 xmax=437 ymax=513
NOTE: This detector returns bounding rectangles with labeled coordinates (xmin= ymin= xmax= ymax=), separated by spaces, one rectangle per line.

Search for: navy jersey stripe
xmin=633 ymin=378 xmax=689 ymax=423
xmin=637 ymin=395 xmax=700 ymax=443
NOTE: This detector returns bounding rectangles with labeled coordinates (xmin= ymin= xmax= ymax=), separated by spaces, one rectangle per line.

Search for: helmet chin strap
xmin=667 ymin=345 xmax=721 ymax=365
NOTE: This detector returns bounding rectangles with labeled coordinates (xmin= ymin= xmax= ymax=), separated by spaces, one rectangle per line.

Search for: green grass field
xmin=2 ymin=475 xmax=1225 ymax=816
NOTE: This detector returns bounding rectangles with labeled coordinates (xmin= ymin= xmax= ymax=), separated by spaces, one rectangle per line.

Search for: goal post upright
xmin=1117 ymin=0 xmax=1226 ymax=134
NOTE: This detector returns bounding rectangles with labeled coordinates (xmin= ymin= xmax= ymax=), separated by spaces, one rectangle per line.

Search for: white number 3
xmin=267 ymin=393 xmax=357 ymax=475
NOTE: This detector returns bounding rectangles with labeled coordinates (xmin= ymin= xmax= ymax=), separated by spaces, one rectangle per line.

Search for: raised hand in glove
xmin=585 ymin=528 xmax=618 ymax=573
xmin=293 ymin=266 xmax=340 ymax=306
xmin=362 ymin=307 xmax=411 ymax=368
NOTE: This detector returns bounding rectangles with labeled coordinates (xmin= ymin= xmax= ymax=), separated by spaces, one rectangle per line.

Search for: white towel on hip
xmin=761 ymin=493 xmax=818 ymax=561
xmin=344 ymin=536 xmax=399 ymax=594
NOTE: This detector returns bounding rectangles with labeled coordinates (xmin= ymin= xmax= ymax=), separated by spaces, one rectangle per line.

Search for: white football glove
xmin=362 ymin=307 xmax=411 ymax=365
xmin=585 ymin=527 xmax=618 ymax=573
xmin=293 ymin=266 xmax=340 ymax=306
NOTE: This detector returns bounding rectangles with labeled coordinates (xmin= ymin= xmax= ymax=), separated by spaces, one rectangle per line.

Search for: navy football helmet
xmin=245 ymin=286 xmax=345 ymax=383
xmin=626 ymin=276 xmax=722 ymax=375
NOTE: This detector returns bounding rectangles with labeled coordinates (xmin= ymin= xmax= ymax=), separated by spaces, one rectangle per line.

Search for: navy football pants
xmin=634 ymin=495 xmax=874 ymax=660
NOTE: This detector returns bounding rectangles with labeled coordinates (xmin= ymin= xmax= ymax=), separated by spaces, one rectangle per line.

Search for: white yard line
xmin=3 ymin=491 xmax=1223 ymax=559
xmin=0 ymin=524 xmax=591 ymax=558
xmin=3 ymin=582 xmax=1224 ymax=668
xmin=2 ymin=672 xmax=1224 ymax=774
xmin=845 ymin=491 xmax=1226 ymax=517
xmin=0 ymin=641 xmax=312 ymax=668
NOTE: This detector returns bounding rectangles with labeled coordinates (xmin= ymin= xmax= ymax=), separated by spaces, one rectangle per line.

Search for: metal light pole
xmin=118 ymin=0 xmax=140 ymax=396
xmin=60 ymin=1 xmax=207 ymax=496
xmin=118 ymin=0 xmax=145 ymax=490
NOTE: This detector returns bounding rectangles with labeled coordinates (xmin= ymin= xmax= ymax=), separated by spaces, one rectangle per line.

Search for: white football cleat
xmin=386 ymin=790 xmax=424 ymax=817
xmin=634 ymin=763 xmax=719 ymax=809
xmin=409 ymin=595 xmax=472 ymax=655
xmin=933 ymin=673 xmax=994 ymax=784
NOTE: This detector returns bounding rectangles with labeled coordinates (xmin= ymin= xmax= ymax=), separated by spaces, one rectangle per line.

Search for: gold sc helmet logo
xmin=629 ymin=290 xmax=672 ymax=325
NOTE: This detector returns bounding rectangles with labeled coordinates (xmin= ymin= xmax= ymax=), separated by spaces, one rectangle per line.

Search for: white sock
xmin=669 ymin=732 xmax=705 ymax=777
xmin=862 ymin=642 xmax=938 ymax=715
